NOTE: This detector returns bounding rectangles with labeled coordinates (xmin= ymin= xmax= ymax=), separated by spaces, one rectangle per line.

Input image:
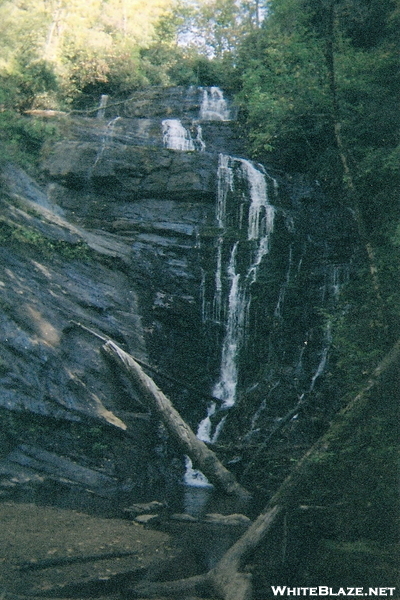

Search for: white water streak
xmin=309 ymin=321 xmax=332 ymax=392
xmin=216 ymin=154 xmax=234 ymax=228
xmin=162 ymin=119 xmax=195 ymax=151
xmin=200 ymin=87 xmax=230 ymax=121
xmin=212 ymin=156 xmax=275 ymax=410
xmin=195 ymin=125 xmax=206 ymax=151
xmin=184 ymin=456 xmax=213 ymax=487
xmin=213 ymin=237 xmax=224 ymax=322
xmin=96 ymin=94 xmax=109 ymax=119
xmin=186 ymin=154 xmax=276 ymax=486
xmin=93 ymin=116 xmax=121 ymax=169
xmin=213 ymin=243 xmax=247 ymax=408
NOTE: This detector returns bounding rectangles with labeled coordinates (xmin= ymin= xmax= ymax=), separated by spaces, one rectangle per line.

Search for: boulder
xmin=135 ymin=514 xmax=161 ymax=525
xmin=124 ymin=500 xmax=166 ymax=516
xmin=203 ymin=513 xmax=252 ymax=526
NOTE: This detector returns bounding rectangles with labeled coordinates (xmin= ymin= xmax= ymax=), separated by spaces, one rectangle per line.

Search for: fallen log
xmin=72 ymin=320 xmax=222 ymax=405
xmin=24 ymin=109 xmax=68 ymax=118
xmin=129 ymin=337 xmax=400 ymax=600
xmin=30 ymin=568 xmax=146 ymax=598
xmin=19 ymin=550 xmax=138 ymax=571
xmin=101 ymin=340 xmax=251 ymax=501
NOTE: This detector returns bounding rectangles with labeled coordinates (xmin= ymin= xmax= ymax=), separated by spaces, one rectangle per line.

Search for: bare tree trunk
xmin=129 ymin=337 xmax=400 ymax=600
xmin=43 ymin=1 xmax=65 ymax=61
xmin=101 ymin=340 xmax=251 ymax=501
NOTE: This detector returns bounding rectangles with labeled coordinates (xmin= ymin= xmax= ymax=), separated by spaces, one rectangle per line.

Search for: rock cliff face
xmin=0 ymin=86 xmax=358 ymax=499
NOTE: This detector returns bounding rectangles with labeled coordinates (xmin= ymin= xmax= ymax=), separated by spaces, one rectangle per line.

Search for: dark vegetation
xmin=0 ymin=0 xmax=398 ymax=593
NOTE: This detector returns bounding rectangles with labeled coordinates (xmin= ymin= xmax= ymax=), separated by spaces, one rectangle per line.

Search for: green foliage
xmin=0 ymin=220 xmax=93 ymax=261
xmin=65 ymin=47 xmax=155 ymax=100
xmin=235 ymin=0 xmax=400 ymax=400
xmin=0 ymin=59 xmax=58 ymax=111
xmin=0 ymin=53 xmax=61 ymax=165
xmin=238 ymin=27 xmax=334 ymax=169
xmin=182 ymin=0 xmax=262 ymax=58
xmin=236 ymin=0 xmax=399 ymax=183
xmin=306 ymin=396 xmax=399 ymax=544
xmin=0 ymin=111 xmax=60 ymax=167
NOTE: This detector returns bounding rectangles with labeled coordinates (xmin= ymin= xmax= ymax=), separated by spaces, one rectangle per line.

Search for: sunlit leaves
xmin=177 ymin=0 xmax=265 ymax=57
xmin=0 ymin=0 xmax=179 ymax=102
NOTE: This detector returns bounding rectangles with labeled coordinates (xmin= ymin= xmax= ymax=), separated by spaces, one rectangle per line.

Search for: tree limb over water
xmin=126 ymin=337 xmax=400 ymax=600
xmin=101 ymin=340 xmax=252 ymax=501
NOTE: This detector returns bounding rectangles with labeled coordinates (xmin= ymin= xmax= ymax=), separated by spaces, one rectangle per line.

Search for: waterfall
xmin=184 ymin=456 xmax=213 ymax=487
xmin=216 ymin=154 xmax=234 ymax=227
xmin=213 ymin=237 xmax=223 ymax=323
xmin=212 ymin=157 xmax=275 ymax=410
xmin=96 ymin=94 xmax=109 ymax=119
xmin=92 ymin=116 xmax=121 ymax=171
xmin=331 ymin=264 xmax=350 ymax=299
xmin=212 ymin=242 xmax=246 ymax=408
xmin=192 ymin=154 xmax=276 ymax=476
xmin=240 ymin=159 xmax=275 ymax=284
xmin=200 ymin=87 xmax=230 ymax=121
xmin=162 ymin=119 xmax=195 ymax=151
xmin=184 ymin=400 xmax=216 ymax=486
xmin=309 ymin=321 xmax=332 ymax=392
xmin=185 ymin=154 xmax=276 ymax=486
xmin=194 ymin=125 xmax=206 ymax=151
xmin=307 ymin=266 xmax=349 ymax=391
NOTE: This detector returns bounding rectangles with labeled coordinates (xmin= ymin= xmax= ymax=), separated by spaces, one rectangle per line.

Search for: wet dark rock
xmin=0 ymin=84 xmax=359 ymax=501
xmin=0 ymin=202 xmax=145 ymax=422
xmin=124 ymin=500 xmax=167 ymax=516
xmin=43 ymin=142 xmax=219 ymax=201
xmin=170 ymin=512 xmax=199 ymax=522
xmin=97 ymin=85 xmax=236 ymax=121
xmin=6 ymin=444 xmax=121 ymax=497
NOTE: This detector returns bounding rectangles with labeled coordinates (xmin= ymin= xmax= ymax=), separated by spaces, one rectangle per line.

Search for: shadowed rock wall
xmin=0 ymin=86 xmax=358 ymax=497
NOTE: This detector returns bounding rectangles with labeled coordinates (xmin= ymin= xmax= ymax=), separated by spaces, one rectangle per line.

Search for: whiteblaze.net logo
xmin=270 ymin=587 xmax=397 ymax=597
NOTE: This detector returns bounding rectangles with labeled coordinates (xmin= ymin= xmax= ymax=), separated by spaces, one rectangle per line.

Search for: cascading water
xmin=185 ymin=154 xmax=276 ymax=487
xmin=308 ymin=265 xmax=349 ymax=391
xmin=211 ymin=156 xmax=275 ymax=409
xmin=162 ymin=119 xmax=206 ymax=152
xmin=162 ymin=119 xmax=195 ymax=151
xmin=200 ymin=87 xmax=231 ymax=121
xmin=195 ymin=125 xmax=206 ymax=151
xmin=212 ymin=241 xmax=245 ymax=409
xmin=92 ymin=116 xmax=121 ymax=171
xmin=96 ymin=94 xmax=109 ymax=119
xmin=331 ymin=264 xmax=350 ymax=299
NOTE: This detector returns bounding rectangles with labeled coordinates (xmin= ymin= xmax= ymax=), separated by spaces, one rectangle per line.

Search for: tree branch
xmin=128 ymin=337 xmax=400 ymax=599
xmin=101 ymin=340 xmax=251 ymax=501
